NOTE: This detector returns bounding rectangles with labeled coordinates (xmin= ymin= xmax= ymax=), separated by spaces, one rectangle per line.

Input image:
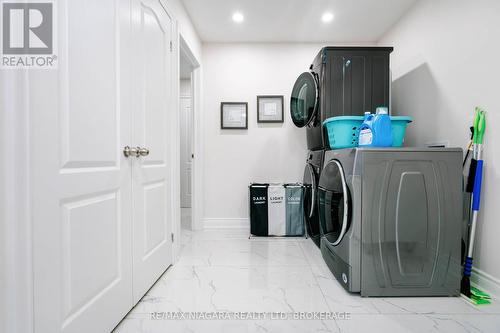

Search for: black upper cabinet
xmin=317 ymin=47 xmax=393 ymax=120
xmin=294 ymin=46 xmax=393 ymax=151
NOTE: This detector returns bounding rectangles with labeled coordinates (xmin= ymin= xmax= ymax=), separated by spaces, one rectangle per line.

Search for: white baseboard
xmin=471 ymin=267 xmax=500 ymax=299
xmin=203 ymin=218 xmax=249 ymax=229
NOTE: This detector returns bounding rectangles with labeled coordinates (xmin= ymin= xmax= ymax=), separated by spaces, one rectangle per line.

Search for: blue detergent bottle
xmin=358 ymin=107 xmax=393 ymax=147
xmin=363 ymin=111 xmax=371 ymax=121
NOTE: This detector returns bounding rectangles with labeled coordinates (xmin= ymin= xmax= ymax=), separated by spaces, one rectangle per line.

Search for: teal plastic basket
xmin=323 ymin=116 xmax=365 ymax=149
xmin=390 ymin=116 xmax=413 ymax=147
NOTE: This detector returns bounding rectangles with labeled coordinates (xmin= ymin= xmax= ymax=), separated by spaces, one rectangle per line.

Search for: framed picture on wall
xmin=220 ymin=102 xmax=248 ymax=129
xmin=257 ymin=95 xmax=284 ymax=123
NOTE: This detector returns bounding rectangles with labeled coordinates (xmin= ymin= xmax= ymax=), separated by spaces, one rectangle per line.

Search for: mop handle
xmin=472 ymin=159 xmax=483 ymax=211
xmin=467 ymin=146 xmax=483 ymax=258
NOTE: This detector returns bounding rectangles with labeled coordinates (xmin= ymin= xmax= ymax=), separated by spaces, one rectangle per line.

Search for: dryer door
xmin=304 ymin=163 xmax=317 ymax=218
xmin=318 ymin=160 xmax=351 ymax=246
xmin=303 ymin=163 xmax=320 ymax=245
xmin=290 ymin=72 xmax=319 ymax=128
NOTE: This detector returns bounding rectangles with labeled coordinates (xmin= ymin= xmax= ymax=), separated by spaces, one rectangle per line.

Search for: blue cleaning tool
xmin=461 ymin=108 xmax=488 ymax=303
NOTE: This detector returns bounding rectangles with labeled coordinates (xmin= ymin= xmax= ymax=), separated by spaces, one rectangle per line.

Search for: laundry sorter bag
xmin=250 ymin=183 xmax=305 ymax=236
xmin=285 ymin=184 xmax=305 ymax=236
xmin=267 ymin=184 xmax=286 ymax=236
xmin=249 ymin=184 xmax=269 ymax=236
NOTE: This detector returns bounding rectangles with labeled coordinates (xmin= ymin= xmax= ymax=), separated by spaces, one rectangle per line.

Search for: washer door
xmin=290 ymin=72 xmax=319 ymax=128
xmin=304 ymin=163 xmax=317 ymax=218
xmin=303 ymin=163 xmax=320 ymax=241
xmin=318 ymin=160 xmax=351 ymax=246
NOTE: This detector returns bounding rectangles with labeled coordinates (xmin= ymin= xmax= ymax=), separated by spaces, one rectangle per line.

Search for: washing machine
xmin=302 ymin=150 xmax=324 ymax=247
xmin=290 ymin=46 xmax=393 ymax=151
xmin=318 ymin=148 xmax=463 ymax=296
xmin=291 ymin=47 xmax=393 ymax=246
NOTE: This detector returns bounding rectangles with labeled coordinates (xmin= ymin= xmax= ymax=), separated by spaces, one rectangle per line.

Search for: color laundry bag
xmin=285 ymin=184 xmax=305 ymax=236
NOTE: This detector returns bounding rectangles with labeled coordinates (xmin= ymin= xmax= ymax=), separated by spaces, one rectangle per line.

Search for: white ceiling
xmin=180 ymin=0 xmax=417 ymax=43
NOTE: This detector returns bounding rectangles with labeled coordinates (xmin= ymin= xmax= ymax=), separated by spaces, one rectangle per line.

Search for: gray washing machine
xmin=318 ymin=148 xmax=463 ymax=296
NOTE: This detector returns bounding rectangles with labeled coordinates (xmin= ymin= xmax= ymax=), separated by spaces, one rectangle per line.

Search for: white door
xmin=31 ymin=1 xmax=134 ymax=332
xmin=131 ymin=0 xmax=174 ymax=302
xmin=180 ymin=96 xmax=193 ymax=207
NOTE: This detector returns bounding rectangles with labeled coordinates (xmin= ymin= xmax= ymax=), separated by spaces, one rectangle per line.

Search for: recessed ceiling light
xmin=321 ymin=12 xmax=334 ymax=23
xmin=232 ymin=12 xmax=244 ymax=23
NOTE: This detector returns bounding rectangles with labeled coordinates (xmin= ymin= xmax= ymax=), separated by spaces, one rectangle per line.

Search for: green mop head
xmin=461 ymin=286 xmax=492 ymax=306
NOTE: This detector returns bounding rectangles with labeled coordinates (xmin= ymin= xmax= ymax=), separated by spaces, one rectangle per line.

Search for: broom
xmin=461 ymin=108 xmax=491 ymax=305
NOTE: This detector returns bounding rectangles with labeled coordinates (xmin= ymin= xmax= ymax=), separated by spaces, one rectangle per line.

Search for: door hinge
xmin=171 ymin=232 xmax=174 ymax=242
xmin=169 ymin=41 xmax=173 ymax=52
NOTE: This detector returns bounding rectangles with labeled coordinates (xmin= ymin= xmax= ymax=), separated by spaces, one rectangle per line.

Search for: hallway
xmin=114 ymin=229 xmax=500 ymax=333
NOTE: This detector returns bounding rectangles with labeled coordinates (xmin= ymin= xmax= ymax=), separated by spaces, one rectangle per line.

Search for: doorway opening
xmin=179 ymin=36 xmax=198 ymax=231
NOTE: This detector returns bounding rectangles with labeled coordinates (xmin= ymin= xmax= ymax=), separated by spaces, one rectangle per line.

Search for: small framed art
xmin=257 ymin=95 xmax=284 ymax=123
xmin=220 ymin=102 xmax=248 ymax=129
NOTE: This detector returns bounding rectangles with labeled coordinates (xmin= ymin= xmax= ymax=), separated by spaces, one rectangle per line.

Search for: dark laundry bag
xmin=285 ymin=184 xmax=305 ymax=236
xmin=249 ymin=183 xmax=269 ymax=236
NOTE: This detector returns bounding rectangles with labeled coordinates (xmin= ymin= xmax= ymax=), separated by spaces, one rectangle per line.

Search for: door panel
xmin=384 ymin=163 xmax=439 ymax=286
xmin=180 ymin=96 xmax=192 ymax=207
xmin=142 ymin=5 xmax=168 ymax=166
xmin=62 ymin=0 xmax=118 ymax=169
xmin=132 ymin=0 xmax=173 ymax=302
xmin=32 ymin=0 xmax=133 ymax=332
xmin=330 ymin=55 xmax=369 ymax=118
xmin=361 ymin=151 xmax=462 ymax=296
xmin=371 ymin=55 xmax=390 ymax=109
xmin=62 ymin=191 xmax=120 ymax=318
xmin=143 ymin=182 xmax=167 ymax=254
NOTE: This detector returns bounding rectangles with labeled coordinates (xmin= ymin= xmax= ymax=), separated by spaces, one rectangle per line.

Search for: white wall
xmin=380 ymin=0 xmax=500 ymax=294
xmin=166 ymin=0 xmax=202 ymax=62
xmin=202 ymin=43 xmax=331 ymax=225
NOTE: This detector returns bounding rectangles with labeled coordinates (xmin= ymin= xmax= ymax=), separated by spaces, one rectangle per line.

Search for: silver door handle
xmin=123 ymin=146 xmax=139 ymax=158
xmin=138 ymin=147 xmax=149 ymax=157
xmin=124 ymin=146 xmax=149 ymax=158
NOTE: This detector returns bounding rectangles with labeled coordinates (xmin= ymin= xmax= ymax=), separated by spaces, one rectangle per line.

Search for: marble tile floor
xmin=114 ymin=228 xmax=500 ymax=333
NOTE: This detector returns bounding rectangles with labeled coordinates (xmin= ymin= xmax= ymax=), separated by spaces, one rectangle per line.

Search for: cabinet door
xmin=131 ymin=0 xmax=174 ymax=303
xmin=324 ymin=50 xmax=391 ymax=120
xmin=32 ymin=0 xmax=134 ymax=332
xmin=361 ymin=152 xmax=461 ymax=296
xmin=330 ymin=54 xmax=370 ymax=117
xmin=371 ymin=54 xmax=390 ymax=110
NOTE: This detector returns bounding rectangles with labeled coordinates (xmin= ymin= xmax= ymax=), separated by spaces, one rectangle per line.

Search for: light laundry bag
xmin=267 ymin=184 xmax=286 ymax=235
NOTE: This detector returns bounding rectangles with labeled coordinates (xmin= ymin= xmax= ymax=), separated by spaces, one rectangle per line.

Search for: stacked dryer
xmin=291 ymin=46 xmax=393 ymax=247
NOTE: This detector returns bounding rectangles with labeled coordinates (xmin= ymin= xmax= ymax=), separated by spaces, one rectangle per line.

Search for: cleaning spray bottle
xmin=358 ymin=107 xmax=393 ymax=147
